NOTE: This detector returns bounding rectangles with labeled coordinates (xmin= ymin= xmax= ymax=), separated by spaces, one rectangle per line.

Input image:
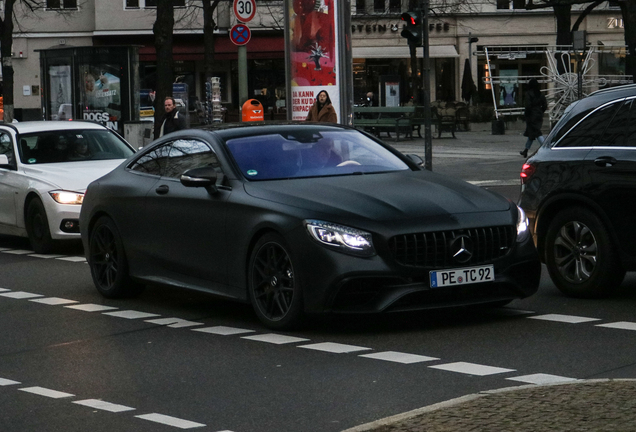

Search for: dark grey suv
xmin=519 ymin=84 xmax=636 ymax=298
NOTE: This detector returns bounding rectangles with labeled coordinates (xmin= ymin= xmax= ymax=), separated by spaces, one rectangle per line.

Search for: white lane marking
xmin=135 ymin=413 xmax=206 ymax=429
xmin=469 ymin=180 xmax=520 ymax=186
xmin=507 ymin=373 xmax=579 ymax=385
xmin=2 ymin=249 xmax=35 ymax=255
xmin=596 ymin=321 xmax=636 ymax=331
xmin=146 ymin=318 xmax=204 ymax=328
xmin=56 ymin=256 xmax=87 ymax=262
xmin=0 ymin=378 xmax=21 ymax=386
xmin=103 ymin=310 xmax=160 ymax=319
xmin=0 ymin=248 xmax=13 ymax=251
xmin=30 ymin=297 xmax=79 ymax=306
xmin=0 ymin=291 xmax=44 ymax=299
xmin=73 ymin=399 xmax=136 ymax=413
xmin=241 ymin=334 xmax=310 ymax=345
xmin=192 ymin=326 xmax=255 ymax=336
xmin=19 ymin=386 xmax=75 ymax=399
xmin=528 ymin=314 xmax=601 ymax=324
xmin=429 ymin=362 xmax=516 ymax=376
xmin=29 ymin=254 xmax=64 ymax=259
xmin=0 ymin=288 xmax=10 ymax=292
xmin=359 ymin=351 xmax=440 ymax=364
xmin=65 ymin=304 xmax=119 ymax=312
xmin=298 ymin=342 xmax=372 ymax=354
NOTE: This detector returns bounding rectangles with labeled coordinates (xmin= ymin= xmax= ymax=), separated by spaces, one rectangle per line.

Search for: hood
xmin=21 ymin=159 xmax=124 ymax=192
xmin=244 ymin=170 xmax=511 ymax=222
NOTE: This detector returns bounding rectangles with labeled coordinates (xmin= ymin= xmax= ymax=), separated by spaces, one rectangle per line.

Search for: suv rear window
xmin=554 ymin=100 xmax=622 ymax=148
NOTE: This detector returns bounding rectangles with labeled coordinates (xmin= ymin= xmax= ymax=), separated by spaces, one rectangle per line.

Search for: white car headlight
xmin=516 ymin=205 xmax=529 ymax=242
xmin=305 ymin=220 xmax=375 ymax=256
xmin=49 ymin=190 xmax=84 ymax=205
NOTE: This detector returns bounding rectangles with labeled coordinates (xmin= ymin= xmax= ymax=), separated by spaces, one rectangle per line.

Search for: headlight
xmin=305 ymin=220 xmax=375 ymax=256
xmin=49 ymin=191 xmax=84 ymax=205
xmin=516 ymin=205 xmax=529 ymax=242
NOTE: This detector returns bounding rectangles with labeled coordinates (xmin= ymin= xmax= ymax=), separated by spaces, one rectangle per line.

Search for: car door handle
xmin=155 ymin=184 xmax=170 ymax=195
xmin=594 ymin=156 xmax=617 ymax=167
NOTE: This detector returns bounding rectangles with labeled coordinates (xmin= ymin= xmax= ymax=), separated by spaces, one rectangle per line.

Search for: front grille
xmin=389 ymin=226 xmax=515 ymax=268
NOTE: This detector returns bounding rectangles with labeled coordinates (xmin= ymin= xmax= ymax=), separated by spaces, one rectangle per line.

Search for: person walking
xmin=520 ymin=78 xmax=548 ymax=157
xmin=306 ymin=90 xmax=337 ymax=123
xmin=159 ymin=96 xmax=186 ymax=137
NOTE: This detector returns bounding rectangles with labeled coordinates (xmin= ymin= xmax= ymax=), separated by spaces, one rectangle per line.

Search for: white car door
xmin=0 ymin=131 xmax=20 ymax=228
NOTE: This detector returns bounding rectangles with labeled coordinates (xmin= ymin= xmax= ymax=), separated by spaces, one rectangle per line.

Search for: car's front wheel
xmin=248 ymin=233 xmax=304 ymax=329
xmin=545 ymin=207 xmax=624 ymax=298
xmin=26 ymin=198 xmax=55 ymax=254
xmin=88 ymin=216 xmax=144 ymax=298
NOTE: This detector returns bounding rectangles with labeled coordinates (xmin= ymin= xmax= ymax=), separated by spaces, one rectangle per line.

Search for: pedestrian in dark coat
xmin=306 ymin=90 xmax=337 ymax=123
xmin=159 ymin=96 xmax=186 ymax=137
xmin=520 ymin=78 xmax=548 ymax=158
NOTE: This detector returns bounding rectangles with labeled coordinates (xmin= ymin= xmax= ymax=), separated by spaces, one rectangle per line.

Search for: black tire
xmin=545 ymin=207 xmax=624 ymax=298
xmin=26 ymin=198 xmax=55 ymax=254
xmin=88 ymin=216 xmax=144 ymax=298
xmin=248 ymin=233 xmax=304 ymax=330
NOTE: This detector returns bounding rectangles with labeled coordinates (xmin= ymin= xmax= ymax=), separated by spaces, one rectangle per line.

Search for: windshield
xmin=18 ymin=129 xmax=134 ymax=164
xmin=225 ymin=130 xmax=410 ymax=180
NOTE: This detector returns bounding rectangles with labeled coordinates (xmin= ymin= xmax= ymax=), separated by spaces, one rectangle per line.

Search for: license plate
xmin=430 ymin=265 xmax=494 ymax=288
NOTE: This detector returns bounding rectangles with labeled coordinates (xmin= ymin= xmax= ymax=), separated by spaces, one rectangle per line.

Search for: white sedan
xmin=0 ymin=121 xmax=135 ymax=253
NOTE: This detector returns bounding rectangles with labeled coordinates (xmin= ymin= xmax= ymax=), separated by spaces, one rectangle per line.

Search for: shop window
xmin=388 ymin=0 xmax=400 ymax=13
xmin=355 ymin=0 xmax=366 ymax=14
xmin=497 ymin=0 xmax=526 ymax=9
xmin=125 ymin=0 xmax=186 ymax=8
xmin=46 ymin=0 xmax=78 ymax=9
xmin=373 ymin=0 xmax=384 ymax=13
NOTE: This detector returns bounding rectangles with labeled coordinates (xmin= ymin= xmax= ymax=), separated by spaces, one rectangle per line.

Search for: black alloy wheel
xmin=248 ymin=233 xmax=303 ymax=329
xmin=88 ymin=216 xmax=144 ymax=298
xmin=26 ymin=198 xmax=55 ymax=254
xmin=545 ymin=207 xmax=624 ymax=298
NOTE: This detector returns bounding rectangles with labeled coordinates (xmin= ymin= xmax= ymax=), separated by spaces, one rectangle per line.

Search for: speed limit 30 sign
xmin=233 ymin=0 xmax=256 ymax=23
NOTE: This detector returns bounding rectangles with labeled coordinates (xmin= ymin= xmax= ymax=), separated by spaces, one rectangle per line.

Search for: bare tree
xmin=617 ymin=0 xmax=635 ymax=79
xmin=153 ymin=0 xmax=176 ymax=136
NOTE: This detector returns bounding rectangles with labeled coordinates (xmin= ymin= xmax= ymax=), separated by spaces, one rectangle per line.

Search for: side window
xmin=164 ymin=139 xmax=220 ymax=179
xmin=0 ymin=133 xmax=15 ymax=166
xmin=555 ymin=101 xmax=621 ymax=148
xmin=129 ymin=142 xmax=172 ymax=176
xmin=627 ymin=99 xmax=636 ymax=148
xmin=596 ymin=99 xmax=632 ymax=147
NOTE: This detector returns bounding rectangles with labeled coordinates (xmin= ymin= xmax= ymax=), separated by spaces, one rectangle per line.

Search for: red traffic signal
xmin=400 ymin=11 xmax=422 ymax=46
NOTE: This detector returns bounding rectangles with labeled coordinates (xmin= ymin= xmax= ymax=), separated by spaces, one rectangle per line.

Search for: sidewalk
xmin=343 ymin=379 xmax=636 ymax=432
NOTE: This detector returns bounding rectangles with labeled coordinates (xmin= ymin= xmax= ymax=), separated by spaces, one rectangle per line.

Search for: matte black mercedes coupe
xmin=80 ymin=123 xmax=540 ymax=329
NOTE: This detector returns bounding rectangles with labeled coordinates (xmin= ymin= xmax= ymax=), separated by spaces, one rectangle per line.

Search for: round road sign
xmin=230 ymin=23 xmax=251 ymax=46
xmin=233 ymin=0 xmax=256 ymax=23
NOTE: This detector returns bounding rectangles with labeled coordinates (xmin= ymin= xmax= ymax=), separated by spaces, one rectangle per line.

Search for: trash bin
xmin=491 ymin=118 xmax=505 ymax=135
xmin=242 ymin=99 xmax=265 ymax=122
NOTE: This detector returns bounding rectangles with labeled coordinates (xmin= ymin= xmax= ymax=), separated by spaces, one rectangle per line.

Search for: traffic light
xmin=400 ymin=11 xmax=422 ymax=46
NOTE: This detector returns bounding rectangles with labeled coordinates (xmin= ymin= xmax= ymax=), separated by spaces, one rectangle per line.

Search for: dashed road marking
xmin=0 ymin=291 xmax=44 ymax=299
xmin=146 ymin=317 xmax=204 ymax=328
xmin=507 ymin=373 xmax=578 ymax=385
xmin=103 ymin=310 xmax=161 ymax=319
xmin=596 ymin=321 xmax=636 ymax=331
xmin=359 ymin=351 xmax=440 ymax=364
xmin=298 ymin=342 xmax=372 ymax=354
xmin=0 ymin=288 xmax=11 ymax=292
xmin=0 ymin=377 xmax=21 ymax=386
xmin=29 ymin=254 xmax=64 ymax=259
xmin=241 ymin=333 xmax=310 ymax=345
xmin=56 ymin=256 xmax=87 ymax=263
xmin=73 ymin=399 xmax=136 ymax=413
xmin=30 ymin=297 xmax=79 ymax=305
xmin=192 ymin=326 xmax=255 ymax=335
xmin=19 ymin=386 xmax=75 ymax=399
xmin=65 ymin=304 xmax=119 ymax=312
xmin=429 ymin=362 xmax=516 ymax=376
xmin=135 ymin=413 xmax=206 ymax=429
xmin=528 ymin=314 xmax=601 ymax=324
xmin=2 ymin=249 xmax=34 ymax=255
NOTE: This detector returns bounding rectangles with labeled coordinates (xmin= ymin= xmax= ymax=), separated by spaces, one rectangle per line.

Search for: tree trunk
xmin=203 ymin=0 xmax=217 ymax=81
xmin=553 ymin=3 xmax=572 ymax=74
xmin=620 ymin=0 xmax=636 ymax=81
xmin=153 ymin=0 xmax=175 ymax=137
xmin=1 ymin=0 xmax=16 ymax=122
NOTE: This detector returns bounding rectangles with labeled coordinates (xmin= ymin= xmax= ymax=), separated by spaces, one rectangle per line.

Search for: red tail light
xmin=520 ymin=163 xmax=536 ymax=185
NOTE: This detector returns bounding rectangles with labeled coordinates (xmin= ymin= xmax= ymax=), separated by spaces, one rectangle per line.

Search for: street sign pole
xmin=232 ymin=0 xmax=255 ymax=109
xmin=422 ymin=0 xmax=433 ymax=171
xmin=238 ymin=46 xmax=248 ymax=105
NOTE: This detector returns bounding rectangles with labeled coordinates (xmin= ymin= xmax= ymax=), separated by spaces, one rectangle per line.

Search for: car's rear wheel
xmin=248 ymin=233 xmax=304 ymax=329
xmin=545 ymin=207 xmax=624 ymax=298
xmin=88 ymin=216 xmax=144 ymax=298
xmin=26 ymin=198 xmax=55 ymax=254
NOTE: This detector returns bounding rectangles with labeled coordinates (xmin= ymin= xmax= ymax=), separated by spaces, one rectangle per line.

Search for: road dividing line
xmin=0 ymin=378 xmax=21 ymax=386
xmin=2 ymin=249 xmax=34 ymax=255
xmin=146 ymin=317 xmax=204 ymax=328
xmin=19 ymin=386 xmax=75 ymax=399
xmin=298 ymin=342 xmax=372 ymax=354
xmin=429 ymin=362 xmax=515 ymax=376
xmin=507 ymin=373 xmax=578 ymax=385
xmin=29 ymin=254 xmax=64 ymax=259
xmin=65 ymin=304 xmax=118 ymax=312
xmin=359 ymin=351 xmax=440 ymax=364
xmin=528 ymin=314 xmax=601 ymax=324
xmin=56 ymin=256 xmax=87 ymax=262
xmin=0 ymin=291 xmax=44 ymax=299
xmin=242 ymin=334 xmax=310 ymax=344
xmin=73 ymin=399 xmax=136 ymax=413
xmin=30 ymin=297 xmax=79 ymax=305
xmin=0 ymin=288 xmax=10 ymax=292
xmin=596 ymin=321 xmax=636 ymax=331
xmin=103 ymin=310 xmax=160 ymax=319
xmin=135 ymin=413 xmax=206 ymax=429
xmin=192 ymin=326 xmax=255 ymax=335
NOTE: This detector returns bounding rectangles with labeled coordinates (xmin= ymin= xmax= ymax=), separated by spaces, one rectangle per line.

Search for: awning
xmin=353 ymin=45 xmax=458 ymax=59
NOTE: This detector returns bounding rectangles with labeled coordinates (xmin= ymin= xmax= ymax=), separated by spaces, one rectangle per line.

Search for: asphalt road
xmin=2 ymin=128 xmax=635 ymax=431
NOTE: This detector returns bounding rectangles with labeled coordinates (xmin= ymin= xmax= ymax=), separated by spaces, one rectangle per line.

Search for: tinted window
xmin=555 ymin=101 xmax=621 ymax=148
xmin=18 ymin=129 xmax=134 ymax=164
xmin=129 ymin=142 xmax=171 ymax=176
xmin=596 ymin=99 xmax=633 ymax=147
xmin=163 ymin=139 xmax=220 ymax=179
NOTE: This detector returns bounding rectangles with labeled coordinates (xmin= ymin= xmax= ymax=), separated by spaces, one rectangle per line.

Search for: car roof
xmin=0 ymin=121 xmax=108 ymax=134
xmin=197 ymin=121 xmax=354 ymax=140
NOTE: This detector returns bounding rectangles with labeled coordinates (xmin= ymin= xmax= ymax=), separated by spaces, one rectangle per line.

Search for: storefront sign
xmin=608 ymin=18 xmax=624 ymax=29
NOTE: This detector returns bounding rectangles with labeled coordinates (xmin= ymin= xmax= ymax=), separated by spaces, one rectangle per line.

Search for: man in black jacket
xmin=159 ymin=96 xmax=186 ymax=137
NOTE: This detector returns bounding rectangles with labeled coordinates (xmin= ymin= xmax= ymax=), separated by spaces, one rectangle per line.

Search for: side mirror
xmin=406 ymin=153 xmax=424 ymax=167
xmin=180 ymin=166 xmax=219 ymax=192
